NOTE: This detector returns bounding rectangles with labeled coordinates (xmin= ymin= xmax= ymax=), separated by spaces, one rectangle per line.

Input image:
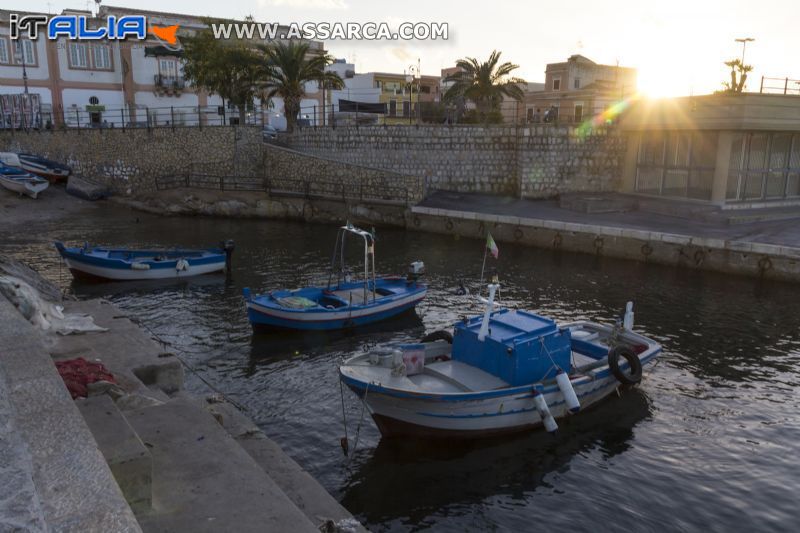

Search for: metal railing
xmin=0 ymin=98 xmax=601 ymax=134
xmin=759 ymin=76 xmax=800 ymax=95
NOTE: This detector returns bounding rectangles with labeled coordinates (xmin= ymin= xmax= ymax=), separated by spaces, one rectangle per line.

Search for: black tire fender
xmin=421 ymin=330 xmax=453 ymax=344
xmin=608 ymin=345 xmax=643 ymax=385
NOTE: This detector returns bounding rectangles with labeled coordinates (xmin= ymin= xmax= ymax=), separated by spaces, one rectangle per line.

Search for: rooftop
xmin=622 ymin=93 xmax=800 ymax=132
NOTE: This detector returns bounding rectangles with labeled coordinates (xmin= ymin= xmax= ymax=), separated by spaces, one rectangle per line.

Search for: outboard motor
xmin=220 ymin=240 xmax=235 ymax=271
xmin=407 ymin=261 xmax=425 ymax=283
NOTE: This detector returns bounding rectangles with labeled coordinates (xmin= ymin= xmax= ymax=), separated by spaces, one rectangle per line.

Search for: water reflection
xmin=342 ymin=389 xmax=652 ymax=527
xmin=4 ymin=200 xmax=800 ymax=532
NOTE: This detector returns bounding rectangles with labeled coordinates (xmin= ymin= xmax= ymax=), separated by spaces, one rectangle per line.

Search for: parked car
xmin=261 ymin=124 xmax=279 ymax=141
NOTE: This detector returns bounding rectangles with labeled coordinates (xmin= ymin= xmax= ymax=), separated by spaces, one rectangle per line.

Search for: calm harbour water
xmin=5 ymin=199 xmax=800 ymax=532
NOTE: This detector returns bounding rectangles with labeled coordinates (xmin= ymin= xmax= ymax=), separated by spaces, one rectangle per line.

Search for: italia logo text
xmin=9 ymin=14 xmax=148 ymax=41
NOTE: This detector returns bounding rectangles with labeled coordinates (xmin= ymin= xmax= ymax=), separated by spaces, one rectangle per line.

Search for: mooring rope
xmin=132 ymin=315 xmax=248 ymax=412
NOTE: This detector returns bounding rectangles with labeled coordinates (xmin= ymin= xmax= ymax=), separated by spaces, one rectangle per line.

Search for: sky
xmin=14 ymin=0 xmax=800 ymax=97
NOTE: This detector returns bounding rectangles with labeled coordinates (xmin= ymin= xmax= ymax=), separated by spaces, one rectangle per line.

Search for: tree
xmin=722 ymin=59 xmax=753 ymax=93
xmin=443 ymin=50 xmax=525 ymax=123
xmin=257 ymin=41 xmax=344 ymax=132
xmin=182 ymin=22 xmax=265 ymax=125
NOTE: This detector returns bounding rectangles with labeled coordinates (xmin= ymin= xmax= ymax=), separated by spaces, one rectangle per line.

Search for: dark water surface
xmin=5 ymin=200 xmax=800 ymax=532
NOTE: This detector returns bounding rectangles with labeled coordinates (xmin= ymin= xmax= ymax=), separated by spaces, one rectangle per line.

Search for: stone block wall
xmin=0 ymin=123 xmax=625 ymax=201
xmin=263 ymin=144 xmax=423 ymax=204
xmin=286 ymin=125 xmax=520 ymax=195
xmin=517 ymin=126 xmax=626 ymax=198
xmin=286 ymin=124 xmax=626 ymax=198
xmin=0 ymin=127 xmax=243 ymax=194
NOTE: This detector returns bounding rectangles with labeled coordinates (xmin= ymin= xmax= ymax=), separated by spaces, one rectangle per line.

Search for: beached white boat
xmin=0 ymin=163 xmax=49 ymax=199
xmin=340 ymin=283 xmax=662 ymax=438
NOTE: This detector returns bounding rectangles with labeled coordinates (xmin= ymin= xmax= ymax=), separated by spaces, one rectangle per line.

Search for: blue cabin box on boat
xmin=453 ymin=309 xmax=571 ymax=386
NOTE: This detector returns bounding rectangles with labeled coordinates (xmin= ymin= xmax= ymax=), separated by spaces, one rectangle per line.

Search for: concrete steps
xmin=77 ymin=395 xmax=153 ymax=513
xmin=124 ymin=397 xmax=319 ymax=533
xmin=206 ymin=400 xmax=366 ymax=532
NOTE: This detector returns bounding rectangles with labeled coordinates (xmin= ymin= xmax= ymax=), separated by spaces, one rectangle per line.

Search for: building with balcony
xmin=326 ymin=69 xmax=440 ymax=124
xmin=521 ymin=55 xmax=637 ymax=124
xmin=0 ymin=6 xmax=324 ymax=128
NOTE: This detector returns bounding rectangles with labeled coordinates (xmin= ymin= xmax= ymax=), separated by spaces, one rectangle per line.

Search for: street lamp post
xmin=15 ymin=44 xmax=30 ymax=130
xmin=735 ymin=37 xmax=754 ymax=66
xmin=406 ymin=58 xmax=421 ymax=125
xmin=734 ymin=37 xmax=754 ymax=92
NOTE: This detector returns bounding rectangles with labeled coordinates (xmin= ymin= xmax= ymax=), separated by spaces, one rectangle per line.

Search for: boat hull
xmin=246 ymin=288 xmax=426 ymax=331
xmin=18 ymin=154 xmax=72 ymax=183
xmin=340 ymin=338 xmax=661 ymax=438
xmin=0 ymin=175 xmax=49 ymax=198
xmin=63 ymin=258 xmax=225 ymax=281
xmin=55 ymin=242 xmax=226 ymax=281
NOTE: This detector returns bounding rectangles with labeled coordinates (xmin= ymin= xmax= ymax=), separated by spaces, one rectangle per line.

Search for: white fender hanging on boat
xmin=556 ymin=370 xmax=581 ymax=413
xmin=131 ymin=262 xmax=150 ymax=271
xmin=623 ymin=301 xmax=634 ymax=330
xmin=533 ymin=390 xmax=558 ymax=434
xmin=176 ymin=259 xmax=189 ymax=272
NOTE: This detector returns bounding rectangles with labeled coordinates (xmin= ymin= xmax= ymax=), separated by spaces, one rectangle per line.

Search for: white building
xmin=0 ymin=6 xmax=325 ymax=128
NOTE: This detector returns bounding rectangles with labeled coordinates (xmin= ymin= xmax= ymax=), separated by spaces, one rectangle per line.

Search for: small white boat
xmin=340 ymin=283 xmax=662 ymax=438
xmin=0 ymin=163 xmax=49 ymax=199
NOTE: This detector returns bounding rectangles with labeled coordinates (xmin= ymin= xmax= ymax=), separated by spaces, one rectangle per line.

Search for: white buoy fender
xmin=131 ymin=262 xmax=150 ymax=271
xmin=556 ymin=370 xmax=581 ymax=413
xmin=533 ymin=390 xmax=558 ymax=434
xmin=176 ymin=259 xmax=189 ymax=272
xmin=623 ymin=301 xmax=634 ymax=330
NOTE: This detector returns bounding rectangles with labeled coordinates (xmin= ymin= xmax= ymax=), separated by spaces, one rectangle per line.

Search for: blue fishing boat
xmin=244 ymin=224 xmax=427 ymax=330
xmin=18 ymin=153 xmax=72 ymax=183
xmin=55 ymin=241 xmax=234 ymax=281
xmin=339 ymin=281 xmax=662 ymax=438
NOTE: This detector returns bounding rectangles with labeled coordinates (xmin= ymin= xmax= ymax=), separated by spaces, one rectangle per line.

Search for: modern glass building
xmin=621 ymin=94 xmax=800 ymax=208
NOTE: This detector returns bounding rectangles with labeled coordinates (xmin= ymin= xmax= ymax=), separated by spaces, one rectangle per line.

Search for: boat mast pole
xmin=478 ymin=245 xmax=488 ymax=298
xmin=328 ymin=229 xmax=341 ymax=289
xmin=363 ymin=233 xmax=368 ymax=303
xmin=371 ymin=237 xmax=376 ymax=302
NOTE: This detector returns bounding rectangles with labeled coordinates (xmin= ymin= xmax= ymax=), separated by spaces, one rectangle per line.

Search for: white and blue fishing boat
xmin=244 ymin=223 xmax=427 ymax=331
xmin=54 ymin=241 xmax=234 ymax=281
xmin=18 ymin=153 xmax=72 ymax=183
xmin=0 ymin=163 xmax=49 ymax=199
xmin=339 ymin=282 xmax=662 ymax=438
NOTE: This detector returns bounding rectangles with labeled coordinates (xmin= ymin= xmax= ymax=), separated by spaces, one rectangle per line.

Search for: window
xmin=69 ymin=43 xmax=88 ymax=68
xmin=92 ymin=45 xmax=112 ymax=70
xmin=636 ymin=131 xmax=717 ymax=200
xmin=89 ymin=96 xmax=99 ymax=105
xmin=574 ymin=78 xmax=581 ymax=89
xmin=552 ymin=77 xmax=561 ymax=91
xmin=13 ymin=40 xmax=35 ymax=65
xmin=574 ymin=104 xmax=583 ymax=122
xmin=727 ymin=132 xmax=800 ymax=201
xmin=159 ymin=59 xmax=177 ymax=77
xmin=0 ymin=39 xmax=8 ymax=64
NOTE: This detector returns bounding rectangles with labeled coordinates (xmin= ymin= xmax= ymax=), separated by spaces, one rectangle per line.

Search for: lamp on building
xmin=14 ymin=44 xmax=30 ymax=130
xmin=735 ymin=37 xmax=754 ymax=66
xmin=407 ymin=58 xmax=421 ymax=125
xmin=14 ymin=45 xmax=29 ymax=98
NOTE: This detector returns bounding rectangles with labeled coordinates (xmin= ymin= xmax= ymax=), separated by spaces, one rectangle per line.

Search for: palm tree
xmin=258 ymin=41 xmax=344 ymax=132
xmin=444 ymin=50 xmax=525 ymax=123
xmin=723 ymin=59 xmax=753 ymax=93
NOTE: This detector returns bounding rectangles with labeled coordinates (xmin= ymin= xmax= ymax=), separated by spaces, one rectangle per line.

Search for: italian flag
xmin=486 ymin=232 xmax=499 ymax=259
